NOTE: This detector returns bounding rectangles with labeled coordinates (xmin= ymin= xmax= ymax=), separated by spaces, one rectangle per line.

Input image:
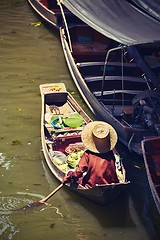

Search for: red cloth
xmin=66 ymin=150 xmax=119 ymax=188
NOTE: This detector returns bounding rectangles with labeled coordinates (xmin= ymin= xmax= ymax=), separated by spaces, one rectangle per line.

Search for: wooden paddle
xmin=16 ymin=183 xmax=64 ymax=211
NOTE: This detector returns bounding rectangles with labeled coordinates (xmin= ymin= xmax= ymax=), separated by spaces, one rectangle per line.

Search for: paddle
xmin=16 ymin=183 xmax=64 ymax=211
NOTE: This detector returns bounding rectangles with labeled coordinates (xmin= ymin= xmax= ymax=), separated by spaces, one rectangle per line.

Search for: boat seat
xmin=78 ymin=61 xmax=141 ymax=78
xmin=76 ymin=62 xmax=104 ymax=68
xmin=77 ymin=61 xmax=138 ymax=68
xmin=85 ymin=76 xmax=146 ymax=83
xmin=93 ymin=89 xmax=141 ymax=97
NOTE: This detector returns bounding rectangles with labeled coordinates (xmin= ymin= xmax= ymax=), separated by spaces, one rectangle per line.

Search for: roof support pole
xmin=101 ymin=46 xmax=126 ymax=100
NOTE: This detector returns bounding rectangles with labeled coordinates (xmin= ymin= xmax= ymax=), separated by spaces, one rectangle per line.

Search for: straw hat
xmin=81 ymin=121 xmax=117 ymax=153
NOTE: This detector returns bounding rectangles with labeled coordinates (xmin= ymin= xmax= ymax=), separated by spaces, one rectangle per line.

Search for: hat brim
xmin=81 ymin=121 xmax=117 ymax=153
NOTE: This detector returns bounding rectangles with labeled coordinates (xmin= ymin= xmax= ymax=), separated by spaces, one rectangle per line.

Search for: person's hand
xmin=62 ymin=175 xmax=71 ymax=184
xmin=62 ymin=170 xmax=74 ymax=184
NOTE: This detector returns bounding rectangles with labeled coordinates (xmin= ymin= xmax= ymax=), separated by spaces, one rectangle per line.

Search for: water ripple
xmin=0 ymin=197 xmax=21 ymax=239
xmin=0 ymin=153 xmax=12 ymax=170
xmin=0 ymin=196 xmax=31 ymax=214
xmin=0 ymin=193 xmax=63 ymax=216
xmin=0 ymin=215 xmax=19 ymax=240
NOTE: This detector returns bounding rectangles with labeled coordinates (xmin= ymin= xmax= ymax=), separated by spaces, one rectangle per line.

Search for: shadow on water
xmin=69 ymin=190 xmax=135 ymax=229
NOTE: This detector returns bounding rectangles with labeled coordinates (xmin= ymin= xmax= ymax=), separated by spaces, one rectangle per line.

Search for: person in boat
xmin=62 ymin=121 xmax=119 ymax=188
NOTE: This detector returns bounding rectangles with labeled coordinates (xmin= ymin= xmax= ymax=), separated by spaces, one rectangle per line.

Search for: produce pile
xmin=51 ymin=142 xmax=85 ymax=173
xmin=66 ymin=150 xmax=84 ymax=168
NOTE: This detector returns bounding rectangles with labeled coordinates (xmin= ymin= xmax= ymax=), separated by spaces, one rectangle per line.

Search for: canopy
xmin=60 ymin=0 xmax=160 ymax=46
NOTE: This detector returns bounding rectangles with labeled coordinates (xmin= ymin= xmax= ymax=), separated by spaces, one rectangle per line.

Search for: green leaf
xmin=62 ymin=113 xmax=83 ymax=128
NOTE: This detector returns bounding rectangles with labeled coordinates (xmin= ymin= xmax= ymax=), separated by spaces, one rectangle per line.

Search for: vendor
xmin=62 ymin=121 xmax=119 ymax=188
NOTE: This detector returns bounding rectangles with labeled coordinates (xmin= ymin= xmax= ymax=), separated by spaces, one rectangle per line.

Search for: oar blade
xmin=15 ymin=201 xmax=44 ymax=211
xmin=14 ymin=183 xmax=64 ymax=211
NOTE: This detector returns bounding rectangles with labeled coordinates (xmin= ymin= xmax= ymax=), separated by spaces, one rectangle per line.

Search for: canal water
xmin=0 ymin=0 xmax=160 ymax=239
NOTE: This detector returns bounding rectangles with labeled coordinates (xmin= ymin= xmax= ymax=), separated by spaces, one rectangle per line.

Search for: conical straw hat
xmin=81 ymin=121 xmax=117 ymax=153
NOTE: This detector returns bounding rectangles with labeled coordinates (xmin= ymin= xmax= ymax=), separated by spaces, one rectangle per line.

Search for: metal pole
xmin=101 ymin=46 xmax=125 ymax=99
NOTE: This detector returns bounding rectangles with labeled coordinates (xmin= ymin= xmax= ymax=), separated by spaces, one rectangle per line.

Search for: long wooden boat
xmin=27 ymin=0 xmax=83 ymax=29
xmin=60 ymin=22 xmax=160 ymax=155
xmin=142 ymin=137 xmax=160 ymax=214
xmin=58 ymin=0 xmax=160 ymax=156
xmin=39 ymin=83 xmax=130 ymax=205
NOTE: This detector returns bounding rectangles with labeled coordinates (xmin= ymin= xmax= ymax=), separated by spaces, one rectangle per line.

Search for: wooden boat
xmin=39 ymin=83 xmax=130 ymax=205
xmin=142 ymin=137 xmax=160 ymax=214
xmin=60 ymin=22 xmax=160 ymax=155
xmin=27 ymin=0 xmax=83 ymax=29
xmin=58 ymin=0 xmax=160 ymax=156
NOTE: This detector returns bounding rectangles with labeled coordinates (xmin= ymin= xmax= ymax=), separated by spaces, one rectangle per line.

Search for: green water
xmin=0 ymin=0 xmax=159 ymax=239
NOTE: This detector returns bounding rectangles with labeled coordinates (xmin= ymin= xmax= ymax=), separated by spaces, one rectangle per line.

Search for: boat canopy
xmin=59 ymin=0 xmax=160 ymax=46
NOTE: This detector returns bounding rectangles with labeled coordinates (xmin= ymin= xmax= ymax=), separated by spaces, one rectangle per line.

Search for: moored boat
xmin=58 ymin=0 xmax=160 ymax=155
xmin=142 ymin=137 xmax=160 ymax=214
xmin=60 ymin=22 xmax=160 ymax=155
xmin=39 ymin=83 xmax=130 ymax=205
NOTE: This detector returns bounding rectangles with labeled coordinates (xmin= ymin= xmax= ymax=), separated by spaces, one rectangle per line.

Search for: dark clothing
xmin=65 ymin=150 xmax=119 ymax=188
